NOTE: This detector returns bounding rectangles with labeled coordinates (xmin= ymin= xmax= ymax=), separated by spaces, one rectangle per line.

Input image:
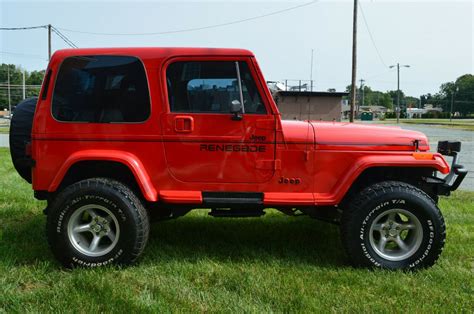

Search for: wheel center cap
xmin=389 ymin=229 xmax=398 ymax=237
xmin=92 ymin=224 xmax=102 ymax=233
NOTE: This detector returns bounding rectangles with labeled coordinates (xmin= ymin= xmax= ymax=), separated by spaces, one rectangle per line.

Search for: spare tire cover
xmin=9 ymin=97 xmax=38 ymax=183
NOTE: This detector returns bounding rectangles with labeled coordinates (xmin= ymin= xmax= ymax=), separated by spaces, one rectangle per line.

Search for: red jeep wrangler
xmin=10 ymin=48 xmax=467 ymax=269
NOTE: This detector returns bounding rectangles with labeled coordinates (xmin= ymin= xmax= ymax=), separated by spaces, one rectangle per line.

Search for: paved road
xmin=0 ymin=134 xmax=7 ymax=147
xmin=1 ymin=123 xmax=472 ymax=190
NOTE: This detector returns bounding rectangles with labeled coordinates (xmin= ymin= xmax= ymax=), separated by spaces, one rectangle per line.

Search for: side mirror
xmin=230 ymin=100 xmax=242 ymax=121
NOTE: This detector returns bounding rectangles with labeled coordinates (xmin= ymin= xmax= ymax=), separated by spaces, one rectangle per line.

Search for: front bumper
xmin=426 ymin=141 xmax=468 ymax=195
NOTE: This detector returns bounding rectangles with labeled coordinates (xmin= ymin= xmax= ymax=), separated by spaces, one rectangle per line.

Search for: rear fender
xmin=49 ymin=150 xmax=158 ymax=202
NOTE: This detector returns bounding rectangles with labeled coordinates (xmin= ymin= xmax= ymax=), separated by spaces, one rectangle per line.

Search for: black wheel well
xmin=340 ymin=166 xmax=438 ymax=207
xmin=57 ymin=160 xmax=143 ymax=199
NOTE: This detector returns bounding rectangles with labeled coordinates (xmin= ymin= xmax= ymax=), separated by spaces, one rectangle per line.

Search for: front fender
xmin=315 ymin=152 xmax=450 ymax=205
xmin=49 ymin=150 xmax=158 ymax=202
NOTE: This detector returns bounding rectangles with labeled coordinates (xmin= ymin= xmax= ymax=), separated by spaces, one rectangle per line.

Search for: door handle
xmin=174 ymin=116 xmax=194 ymax=133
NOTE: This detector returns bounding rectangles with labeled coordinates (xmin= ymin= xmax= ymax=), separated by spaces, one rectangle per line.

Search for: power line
xmin=0 ymin=24 xmax=54 ymax=60
xmin=0 ymin=24 xmax=78 ymax=58
xmin=56 ymin=1 xmax=319 ymax=36
xmin=358 ymin=1 xmax=387 ymax=67
xmin=51 ymin=26 xmax=78 ymax=48
xmin=0 ymin=51 xmax=47 ymax=60
xmin=0 ymin=25 xmax=47 ymax=30
xmin=52 ymin=26 xmax=78 ymax=48
xmin=0 ymin=2 xmax=317 ymax=51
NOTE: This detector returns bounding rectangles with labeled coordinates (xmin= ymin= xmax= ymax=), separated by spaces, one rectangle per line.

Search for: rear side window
xmin=52 ymin=55 xmax=150 ymax=123
xmin=166 ymin=61 xmax=266 ymax=114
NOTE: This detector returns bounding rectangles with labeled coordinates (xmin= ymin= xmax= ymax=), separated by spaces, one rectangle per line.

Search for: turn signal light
xmin=412 ymin=153 xmax=434 ymax=160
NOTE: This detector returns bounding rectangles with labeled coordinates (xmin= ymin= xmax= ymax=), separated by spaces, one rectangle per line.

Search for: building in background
xmin=406 ymin=104 xmax=443 ymax=118
xmin=359 ymin=105 xmax=389 ymax=119
xmin=273 ymin=91 xmax=348 ymax=121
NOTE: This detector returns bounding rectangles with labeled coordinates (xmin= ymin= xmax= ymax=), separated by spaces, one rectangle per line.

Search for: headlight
xmin=437 ymin=141 xmax=461 ymax=156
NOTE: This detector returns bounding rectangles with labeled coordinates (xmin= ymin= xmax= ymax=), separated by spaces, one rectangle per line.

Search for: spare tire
xmin=9 ymin=97 xmax=38 ymax=183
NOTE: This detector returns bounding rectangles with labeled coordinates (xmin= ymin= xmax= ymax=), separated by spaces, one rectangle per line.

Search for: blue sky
xmin=1 ymin=0 xmax=472 ymax=97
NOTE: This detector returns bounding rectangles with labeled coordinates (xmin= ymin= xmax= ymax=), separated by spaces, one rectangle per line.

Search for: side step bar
xmin=202 ymin=192 xmax=263 ymax=206
xmin=203 ymin=192 xmax=264 ymax=218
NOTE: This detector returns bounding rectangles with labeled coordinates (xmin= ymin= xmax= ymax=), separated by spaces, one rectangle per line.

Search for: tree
xmin=453 ymin=74 xmax=474 ymax=116
xmin=0 ymin=64 xmax=44 ymax=110
xmin=405 ymin=96 xmax=420 ymax=108
xmin=27 ymin=70 xmax=46 ymax=85
xmin=424 ymin=74 xmax=474 ymax=117
xmin=345 ymin=84 xmax=397 ymax=109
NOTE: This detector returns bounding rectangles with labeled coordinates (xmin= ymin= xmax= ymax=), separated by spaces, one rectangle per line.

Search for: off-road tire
xmin=47 ymin=178 xmax=149 ymax=268
xmin=9 ymin=97 xmax=37 ymax=183
xmin=340 ymin=181 xmax=445 ymax=270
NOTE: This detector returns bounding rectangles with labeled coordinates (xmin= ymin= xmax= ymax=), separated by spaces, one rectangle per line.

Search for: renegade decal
xmin=199 ymin=144 xmax=266 ymax=153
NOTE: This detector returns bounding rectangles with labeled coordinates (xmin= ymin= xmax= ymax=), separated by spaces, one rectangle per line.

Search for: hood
xmin=310 ymin=121 xmax=430 ymax=151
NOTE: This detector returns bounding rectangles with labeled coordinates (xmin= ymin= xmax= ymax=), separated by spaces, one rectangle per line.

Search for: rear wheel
xmin=67 ymin=204 xmax=121 ymax=258
xmin=341 ymin=181 xmax=445 ymax=270
xmin=47 ymin=178 xmax=149 ymax=268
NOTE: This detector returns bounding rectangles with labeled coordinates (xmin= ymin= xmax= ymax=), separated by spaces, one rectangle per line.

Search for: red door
xmin=161 ymin=58 xmax=276 ymax=184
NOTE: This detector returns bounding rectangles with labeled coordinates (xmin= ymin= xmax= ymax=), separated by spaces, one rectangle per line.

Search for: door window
xmin=166 ymin=61 xmax=266 ymax=114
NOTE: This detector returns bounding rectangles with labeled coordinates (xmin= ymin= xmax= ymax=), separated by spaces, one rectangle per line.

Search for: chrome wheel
xmin=369 ymin=208 xmax=423 ymax=261
xmin=67 ymin=204 xmax=120 ymax=257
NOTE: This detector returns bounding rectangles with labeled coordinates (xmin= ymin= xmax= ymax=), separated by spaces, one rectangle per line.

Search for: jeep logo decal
xmin=249 ymin=134 xmax=266 ymax=142
xmin=278 ymin=177 xmax=301 ymax=184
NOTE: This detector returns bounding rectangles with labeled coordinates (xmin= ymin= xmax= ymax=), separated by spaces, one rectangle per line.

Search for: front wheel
xmin=47 ymin=178 xmax=149 ymax=268
xmin=341 ymin=181 xmax=445 ymax=270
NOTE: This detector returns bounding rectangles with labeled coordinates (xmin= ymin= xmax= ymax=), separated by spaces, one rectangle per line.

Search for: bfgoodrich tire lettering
xmin=341 ymin=181 xmax=446 ymax=270
xmin=47 ymin=178 xmax=149 ymax=268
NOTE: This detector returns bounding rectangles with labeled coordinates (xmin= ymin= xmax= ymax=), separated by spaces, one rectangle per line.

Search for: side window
xmin=52 ymin=55 xmax=150 ymax=123
xmin=238 ymin=62 xmax=266 ymax=114
xmin=166 ymin=61 xmax=266 ymax=114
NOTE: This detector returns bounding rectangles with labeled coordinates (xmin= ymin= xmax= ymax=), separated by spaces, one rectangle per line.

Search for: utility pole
xmin=389 ymin=63 xmax=410 ymax=123
xmin=22 ymin=70 xmax=26 ymax=100
xmin=310 ymin=49 xmax=314 ymax=92
xmin=7 ymin=66 xmax=11 ymax=117
xmin=350 ymin=0 xmax=358 ymax=122
xmin=397 ymin=64 xmax=400 ymax=122
xmin=48 ymin=24 xmax=52 ymax=60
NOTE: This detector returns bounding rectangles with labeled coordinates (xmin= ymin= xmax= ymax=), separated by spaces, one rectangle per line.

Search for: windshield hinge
xmin=413 ymin=139 xmax=420 ymax=152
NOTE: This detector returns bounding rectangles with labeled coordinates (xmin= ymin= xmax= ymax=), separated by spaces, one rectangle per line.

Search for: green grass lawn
xmin=0 ymin=147 xmax=473 ymax=312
